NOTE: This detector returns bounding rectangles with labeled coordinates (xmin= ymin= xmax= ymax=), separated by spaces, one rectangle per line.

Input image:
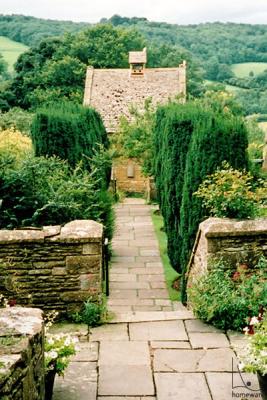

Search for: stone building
xmin=83 ymin=48 xmax=186 ymax=193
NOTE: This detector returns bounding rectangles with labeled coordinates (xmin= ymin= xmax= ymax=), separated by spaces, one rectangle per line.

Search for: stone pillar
xmin=187 ymin=217 xmax=267 ymax=290
xmin=179 ymin=60 xmax=187 ymax=101
xmin=83 ymin=66 xmax=94 ymax=106
xmin=0 ymin=307 xmax=44 ymax=400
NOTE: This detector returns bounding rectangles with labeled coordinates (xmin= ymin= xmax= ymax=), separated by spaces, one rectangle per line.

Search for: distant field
xmin=259 ymin=121 xmax=267 ymax=134
xmin=231 ymin=62 xmax=267 ymax=78
xmin=0 ymin=36 xmax=28 ymax=72
xmin=205 ymin=80 xmax=245 ymax=93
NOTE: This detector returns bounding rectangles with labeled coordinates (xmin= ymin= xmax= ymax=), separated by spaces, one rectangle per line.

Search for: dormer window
xmin=129 ymin=48 xmax=147 ymax=76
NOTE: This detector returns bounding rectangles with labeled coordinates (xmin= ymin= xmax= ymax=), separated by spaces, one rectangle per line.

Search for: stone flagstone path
xmin=53 ymin=199 xmax=257 ymax=400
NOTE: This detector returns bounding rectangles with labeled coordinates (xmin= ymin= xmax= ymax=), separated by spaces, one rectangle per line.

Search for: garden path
xmin=53 ymin=199 xmax=255 ymax=400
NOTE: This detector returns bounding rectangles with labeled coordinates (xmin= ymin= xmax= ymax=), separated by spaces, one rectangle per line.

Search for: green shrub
xmin=0 ymin=155 xmax=114 ymax=239
xmin=71 ymin=298 xmax=106 ymax=338
xmin=188 ymin=257 xmax=267 ymax=331
xmin=194 ymin=162 xmax=264 ymax=219
xmin=0 ymin=107 xmax=33 ymax=135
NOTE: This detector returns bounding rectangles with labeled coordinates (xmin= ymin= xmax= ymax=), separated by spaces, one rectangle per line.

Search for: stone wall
xmin=0 ymin=307 xmax=44 ymax=400
xmin=0 ymin=220 xmax=103 ymax=315
xmin=112 ymin=159 xmax=148 ymax=193
xmin=187 ymin=217 xmax=267 ymax=289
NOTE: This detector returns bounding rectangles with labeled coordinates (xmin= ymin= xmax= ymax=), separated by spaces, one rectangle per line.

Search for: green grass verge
xmin=0 ymin=36 xmax=28 ymax=72
xmin=231 ymin=62 xmax=267 ymax=78
xmin=151 ymin=208 xmax=180 ymax=301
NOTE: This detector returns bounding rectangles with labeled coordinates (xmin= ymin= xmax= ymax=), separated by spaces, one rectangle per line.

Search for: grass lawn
xmin=0 ymin=36 xmax=28 ymax=72
xmin=151 ymin=208 xmax=180 ymax=301
xmin=231 ymin=62 xmax=267 ymax=78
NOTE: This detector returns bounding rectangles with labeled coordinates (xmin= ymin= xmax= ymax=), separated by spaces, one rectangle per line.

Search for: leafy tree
xmin=0 ymin=53 xmax=8 ymax=81
xmin=113 ymin=98 xmax=155 ymax=176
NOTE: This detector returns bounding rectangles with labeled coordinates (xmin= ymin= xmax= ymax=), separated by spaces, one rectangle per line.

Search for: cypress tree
xmin=31 ymin=101 xmax=109 ymax=172
xmin=153 ymin=102 xmax=204 ymax=271
xmin=179 ymin=109 xmax=249 ymax=302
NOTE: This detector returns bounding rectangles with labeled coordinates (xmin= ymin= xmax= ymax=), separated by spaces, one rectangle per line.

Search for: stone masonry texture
xmin=187 ymin=217 xmax=267 ymax=290
xmin=0 ymin=220 xmax=103 ymax=315
xmin=0 ymin=307 xmax=44 ymax=400
xmin=83 ymin=66 xmax=186 ymax=133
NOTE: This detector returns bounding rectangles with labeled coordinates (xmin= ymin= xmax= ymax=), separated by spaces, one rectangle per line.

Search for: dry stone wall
xmin=187 ymin=217 xmax=267 ymax=289
xmin=0 ymin=220 xmax=103 ymax=315
xmin=0 ymin=307 xmax=44 ymax=400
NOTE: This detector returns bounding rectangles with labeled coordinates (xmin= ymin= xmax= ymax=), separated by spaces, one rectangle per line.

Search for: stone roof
xmin=83 ymin=62 xmax=186 ymax=133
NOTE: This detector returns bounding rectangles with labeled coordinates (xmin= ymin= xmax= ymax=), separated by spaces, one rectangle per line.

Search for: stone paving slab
xmin=99 ymin=341 xmax=150 ymax=366
xmin=110 ymin=273 xmax=137 ymax=282
xmin=138 ymin=289 xmax=169 ymax=299
xmin=206 ymin=372 xmax=260 ymax=400
xmin=129 ymin=320 xmax=188 ymax=341
xmin=151 ymin=341 xmax=191 ymax=349
xmin=110 ymin=281 xmax=150 ymax=289
xmin=90 ymin=323 xmax=129 ymax=341
xmin=113 ymin=247 xmax=140 ymax=256
xmin=153 ymin=348 xmax=237 ymax=372
xmin=71 ymin=342 xmax=98 ymax=362
xmin=98 ymin=365 xmax=155 ymax=396
xmin=227 ymin=330 xmax=249 ymax=355
xmin=188 ymin=332 xmax=230 ymax=349
xmin=109 ymin=289 xmax=138 ymax=299
xmin=110 ymin=310 xmax=194 ymax=323
xmin=155 ymin=372 xmax=212 ymax=400
xmin=53 ymin=362 xmax=97 ymax=400
xmin=185 ymin=319 xmax=222 ymax=333
xmin=108 ymin=298 xmax=155 ymax=306
xmin=132 ymin=305 xmax=162 ymax=311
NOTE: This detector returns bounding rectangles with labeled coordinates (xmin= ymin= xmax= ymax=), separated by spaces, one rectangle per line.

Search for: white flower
xmin=49 ymin=350 xmax=58 ymax=359
xmin=47 ymin=337 xmax=54 ymax=345
xmin=250 ymin=317 xmax=260 ymax=325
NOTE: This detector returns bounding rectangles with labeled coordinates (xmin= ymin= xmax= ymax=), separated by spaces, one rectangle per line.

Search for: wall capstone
xmin=0 ymin=307 xmax=44 ymax=400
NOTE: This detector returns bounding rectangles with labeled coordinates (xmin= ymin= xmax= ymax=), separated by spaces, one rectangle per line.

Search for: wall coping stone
xmin=199 ymin=217 xmax=267 ymax=238
xmin=0 ymin=220 xmax=103 ymax=244
xmin=0 ymin=307 xmax=43 ymax=336
xmin=0 ymin=307 xmax=43 ymax=381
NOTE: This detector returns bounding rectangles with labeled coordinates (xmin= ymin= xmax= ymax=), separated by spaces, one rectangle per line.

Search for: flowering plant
xmin=44 ymin=311 xmax=78 ymax=376
xmin=240 ymin=309 xmax=267 ymax=376
xmin=45 ymin=333 xmax=78 ymax=376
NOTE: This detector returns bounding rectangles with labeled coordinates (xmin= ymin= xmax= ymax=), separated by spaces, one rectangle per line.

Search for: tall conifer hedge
xmin=153 ymin=103 xmax=205 ymax=270
xmin=153 ymin=100 xmax=249 ymax=302
xmin=31 ymin=101 xmax=109 ymax=182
